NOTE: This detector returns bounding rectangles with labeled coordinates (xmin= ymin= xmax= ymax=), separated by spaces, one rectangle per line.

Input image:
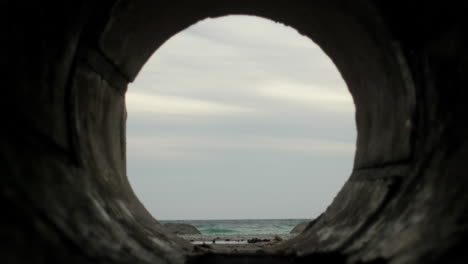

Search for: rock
xmin=290 ymin=222 xmax=309 ymax=234
xmin=163 ymin=223 xmax=201 ymax=235
xmin=274 ymin=235 xmax=283 ymax=242
xmin=247 ymin=238 xmax=270 ymax=243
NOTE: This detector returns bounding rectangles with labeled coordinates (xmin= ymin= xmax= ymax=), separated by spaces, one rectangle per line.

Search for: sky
xmin=126 ymin=15 xmax=356 ymax=220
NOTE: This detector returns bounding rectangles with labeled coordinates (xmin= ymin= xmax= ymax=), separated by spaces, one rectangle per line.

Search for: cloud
xmin=126 ymin=92 xmax=254 ymax=115
xmin=186 ymin=15 xmax=318 ymax=52
xmin=128 ymin=134 xmax=355 ymax=161
xmin=256 ymin=81 xmax=354 ymax=113
xmin=130 ymin=15 xmax=351 ymax=116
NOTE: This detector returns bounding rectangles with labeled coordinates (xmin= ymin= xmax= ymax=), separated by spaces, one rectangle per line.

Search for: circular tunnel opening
xmin=125 ymin=15 xmax=356 ymax=242
xmin=7 ymin=1 xmax=445 ymax=263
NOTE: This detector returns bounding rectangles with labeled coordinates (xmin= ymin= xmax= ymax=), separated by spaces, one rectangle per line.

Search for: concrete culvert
xmin=4 ymin=1 xmax=468 ymax=263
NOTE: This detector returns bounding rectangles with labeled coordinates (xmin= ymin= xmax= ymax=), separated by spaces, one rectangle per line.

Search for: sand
xmin=180 ymin=234 xmax=296 ymax=254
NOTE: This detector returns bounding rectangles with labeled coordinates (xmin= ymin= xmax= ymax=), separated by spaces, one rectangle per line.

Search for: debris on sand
xmin=247 ymin=238 xmax=270 ymax=243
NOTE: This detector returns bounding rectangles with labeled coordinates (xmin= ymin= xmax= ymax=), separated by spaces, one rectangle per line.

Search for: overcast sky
xmin=126 ymin=15 xmax=356 ymax=220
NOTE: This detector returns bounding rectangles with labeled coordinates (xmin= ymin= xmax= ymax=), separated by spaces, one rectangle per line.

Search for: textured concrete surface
xmin=4 ymin=1 xmax=468 ymax=263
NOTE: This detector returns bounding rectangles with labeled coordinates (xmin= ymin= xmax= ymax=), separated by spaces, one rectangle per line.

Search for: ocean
xmin=160 ymin=219 xmax=310 ymax=234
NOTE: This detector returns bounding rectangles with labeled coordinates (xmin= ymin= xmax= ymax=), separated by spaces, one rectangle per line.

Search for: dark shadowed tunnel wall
xmin=4 ymin=1 xmax=468 ymax=263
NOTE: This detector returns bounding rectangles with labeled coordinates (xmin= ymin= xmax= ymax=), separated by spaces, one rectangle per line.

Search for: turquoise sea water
xmin=160 ymin=219 xmax=310 ymax=234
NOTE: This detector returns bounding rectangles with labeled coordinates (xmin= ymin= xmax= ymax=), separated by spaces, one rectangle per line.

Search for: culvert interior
xmin=4 ymin=1 xmax=468 ymax=264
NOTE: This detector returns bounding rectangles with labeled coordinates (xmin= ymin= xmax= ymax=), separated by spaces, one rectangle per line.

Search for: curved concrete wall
xmin=4 ymin=1 xmax=468 ymax=263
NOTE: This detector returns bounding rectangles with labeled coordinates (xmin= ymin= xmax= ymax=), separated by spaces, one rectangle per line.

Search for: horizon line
xmin=158 ymin=217 xmax=313 ymax=221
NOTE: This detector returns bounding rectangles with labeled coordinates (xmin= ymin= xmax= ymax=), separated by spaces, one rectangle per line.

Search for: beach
xmin=161 ymin=219 xmax=308 ymax=253
xmin=180 ymin=233 xmax=297 ymax=253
